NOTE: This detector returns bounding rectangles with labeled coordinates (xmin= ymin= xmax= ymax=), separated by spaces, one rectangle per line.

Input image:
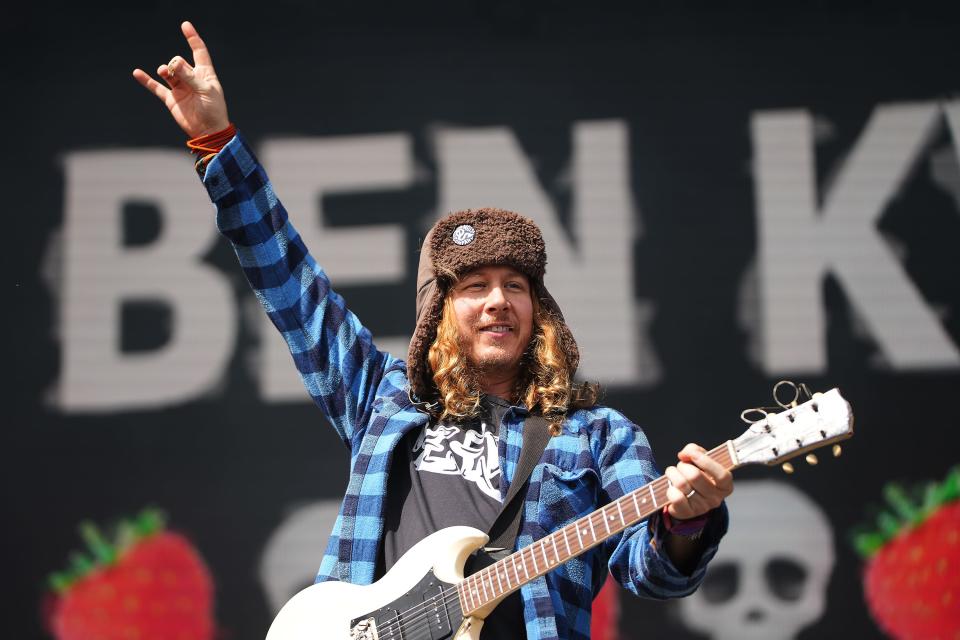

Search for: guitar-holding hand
xmin=132 ymin=21 xmax=230 ymax=138
xmin=664 ymin=443 xmax=734 ymax=520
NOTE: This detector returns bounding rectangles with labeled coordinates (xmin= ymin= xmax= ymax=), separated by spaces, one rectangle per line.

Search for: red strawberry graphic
xmin=47 ymin=510 xmax=215 ymax=640
xmin=855 ymin=467 xmax=960 ymax=640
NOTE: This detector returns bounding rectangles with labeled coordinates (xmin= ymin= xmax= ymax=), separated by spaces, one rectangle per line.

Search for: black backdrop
xmin=7 ymin=2 xmax=960 ymax=639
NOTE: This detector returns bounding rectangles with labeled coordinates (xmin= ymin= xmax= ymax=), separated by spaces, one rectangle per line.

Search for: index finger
xmin=181 ymin=21 xmax=213 ymax=67
xmin=679 ymin=444 xmax=731 ymax=487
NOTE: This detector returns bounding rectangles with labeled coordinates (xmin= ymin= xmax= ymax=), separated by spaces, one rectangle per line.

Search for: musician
xmin=134 ymin=21 xmax=733 ymax=640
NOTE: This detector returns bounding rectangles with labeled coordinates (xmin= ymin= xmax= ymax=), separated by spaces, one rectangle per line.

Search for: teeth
xmin=484 ymin=326 xmax=511 ymax=332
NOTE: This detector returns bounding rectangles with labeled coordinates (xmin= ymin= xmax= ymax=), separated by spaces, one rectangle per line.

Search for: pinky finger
xmin=132 ymin=68 xmax=170 ymax=102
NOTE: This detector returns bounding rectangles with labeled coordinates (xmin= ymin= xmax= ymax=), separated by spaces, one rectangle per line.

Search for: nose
xmin=485 ymin=285 xmax=509 ymax=312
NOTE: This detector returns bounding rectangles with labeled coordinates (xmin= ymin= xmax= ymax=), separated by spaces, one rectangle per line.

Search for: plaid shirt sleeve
xmin=597 ymin=410 xmax=728 ymax=599
xmin=200 ymin=133 xmax=396 ymax=447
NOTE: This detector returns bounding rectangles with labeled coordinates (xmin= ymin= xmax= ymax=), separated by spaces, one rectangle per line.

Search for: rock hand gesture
xmin=132 ymin=21 xmax=230 ymax=138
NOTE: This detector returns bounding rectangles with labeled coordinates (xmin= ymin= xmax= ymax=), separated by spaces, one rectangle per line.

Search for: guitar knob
xmin=832 ymin=444 xmax=842 ymax=458
xmin=805 ymin=454 xmax=818 ymax=465
xmin=782 ymin=462 xmax=795 ymax=474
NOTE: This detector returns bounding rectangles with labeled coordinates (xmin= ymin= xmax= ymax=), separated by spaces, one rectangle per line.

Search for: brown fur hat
xmin=406 ymin=207 xmax=580 ymax=402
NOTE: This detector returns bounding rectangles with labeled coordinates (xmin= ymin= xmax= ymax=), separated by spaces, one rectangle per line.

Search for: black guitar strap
xmin=486 ymin=415 xmax=552 ymax=550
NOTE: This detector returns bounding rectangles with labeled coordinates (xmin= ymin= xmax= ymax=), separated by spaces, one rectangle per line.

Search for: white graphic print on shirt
xmin=413 ymin=420 xmax=501 ymax=501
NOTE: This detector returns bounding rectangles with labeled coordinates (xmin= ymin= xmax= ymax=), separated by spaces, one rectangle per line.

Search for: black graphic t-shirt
xmin=378 ymin=395 xmax=524 ymax=639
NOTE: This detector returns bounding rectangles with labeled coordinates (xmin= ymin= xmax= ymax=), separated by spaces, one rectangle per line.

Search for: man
xmin=133 ymin=21 xmax=733 ymax=640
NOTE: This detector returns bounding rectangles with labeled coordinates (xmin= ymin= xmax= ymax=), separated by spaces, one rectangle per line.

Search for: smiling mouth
xmin=479 ymin=325 xmax=513 ymax=334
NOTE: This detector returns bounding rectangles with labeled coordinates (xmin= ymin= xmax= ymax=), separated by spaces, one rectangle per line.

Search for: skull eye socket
xmin=765 ymin=556 xmax=808 ymax=602
xmin=700 ymin=562 xmax=739 ymax=604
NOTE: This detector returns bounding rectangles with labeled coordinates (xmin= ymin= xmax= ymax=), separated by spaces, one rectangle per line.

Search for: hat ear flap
xmin=407 ymin=277 xmax=446 ymax=403
xmin=534 ymin=282 xmax=580 ymax=376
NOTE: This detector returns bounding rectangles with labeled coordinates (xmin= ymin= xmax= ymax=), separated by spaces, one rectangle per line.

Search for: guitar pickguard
xmin=351 ymin=569 xmax=464 ymax=640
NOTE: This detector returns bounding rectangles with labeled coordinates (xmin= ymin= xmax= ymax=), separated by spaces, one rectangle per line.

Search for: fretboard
xmin=457 ymin=441 xmax=738 ymax=614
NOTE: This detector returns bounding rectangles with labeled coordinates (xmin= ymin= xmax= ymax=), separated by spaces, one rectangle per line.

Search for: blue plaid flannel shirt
xmin=202 ymin=133 xmax=727 ymax=640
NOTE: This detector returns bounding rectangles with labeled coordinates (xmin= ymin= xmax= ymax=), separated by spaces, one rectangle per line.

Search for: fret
xmin=495 ymin=565 xmax=503 ymax=593
xmin=467 ymin=578 xmax=479 ymax=610
xmin=520 ymin=554 xmax=529 ymax=579
xmin=512 ymin=556 xmax=521 ymax=584
xmin=574 ymin=521 xmax=584 ymax=548
xmin=562 ymin=528 xmax=572 ymax=556
xmin=481 ymin=573 xmax=489 ymax=601
xmin=725 ymin=440 xmax=739 ymax=466
xmin=502 ymin=563 xmax=511 ymax=589
xmin=487 ymin=572 xmax=496 ymax=599
xmin=529 ymin=546 xmax=539 ymax=574
xmin=551 ymin=534 xmax=560 ymax=563
xmin=602 ymin=506 xmax=611 ymax=534
xmin=541 ymin=540 xmax=550 ymax=568
xmin=658 ymin=477 xmax=670 ymax=506
xmin=648 ymin=484 xmax=658 ymax=508
xmin=588 ymin=514 xmax=597 ymax=541
xmin=459 ymin=582 xmax=470 ymax=612
xmin=633 ymin=491 xmax=642 ymax=515
xmin=616 ymin=498 xmax=626 ymax=526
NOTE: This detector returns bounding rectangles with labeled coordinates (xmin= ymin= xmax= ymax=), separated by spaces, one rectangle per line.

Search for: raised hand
xmin=132 ymin=21 xmax=230 ymax=138
xmin=663 ymin=443 xmax=733 ymax=520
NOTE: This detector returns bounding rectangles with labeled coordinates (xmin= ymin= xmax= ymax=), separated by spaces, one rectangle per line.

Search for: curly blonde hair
xmin=426 ymin=292 xmax=599 ymax=435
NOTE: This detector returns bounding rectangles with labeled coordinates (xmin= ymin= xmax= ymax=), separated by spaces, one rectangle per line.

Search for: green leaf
xmin=922 ymin=482 xmax=940 ymax=514
xmin=941 ymin=466 xmax=959 ymax=502
xmin=68 ymin=552 xmax=94 ymax=576
xmin=48 ymin=571 xmax=75 ymax=593
xmin=853 ymin=531 xmax=887 ymax=558
xmin=877 ymin=511 xmax=901 ymax=538
xmin=79 ymin=521 xmax=116 ymax=565
xmin=883 ymin=484 xmax=920 ymax=525
xmin=133 ymin=508 xmax=166 ymax=537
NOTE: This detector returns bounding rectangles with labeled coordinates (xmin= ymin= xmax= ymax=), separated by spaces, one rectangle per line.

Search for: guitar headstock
xmin=732 ymin=388 xmax=854 ymax=467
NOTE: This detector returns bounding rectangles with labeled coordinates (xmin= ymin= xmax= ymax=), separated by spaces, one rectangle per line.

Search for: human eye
xmin=506 ymin=280 xmax=527 ymax=291
xmin=461 ymin=279 xmax=486 ymax=290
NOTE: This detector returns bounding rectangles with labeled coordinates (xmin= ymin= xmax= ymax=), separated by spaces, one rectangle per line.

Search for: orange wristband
xmin=187 ymin=123 xmax=237 ymax=155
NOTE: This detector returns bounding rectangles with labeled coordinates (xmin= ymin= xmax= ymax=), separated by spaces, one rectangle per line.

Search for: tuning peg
xmin=782 ymin=462 xmax=795 ymax=474
xmin=832 ymin=444 xmax=842 ymax=458
xmin=805 ymin=454 xmax=818 ymax=465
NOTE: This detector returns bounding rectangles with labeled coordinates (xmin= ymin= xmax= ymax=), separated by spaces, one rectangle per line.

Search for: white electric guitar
xmin=266 ymin=386 xmax=854 ymax=640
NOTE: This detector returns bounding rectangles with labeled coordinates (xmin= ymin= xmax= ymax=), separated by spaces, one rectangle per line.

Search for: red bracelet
xmin=661 ymin=507 xmax=709 ymax=538
xmin=187 ymin=123 xmax=237 ymax=155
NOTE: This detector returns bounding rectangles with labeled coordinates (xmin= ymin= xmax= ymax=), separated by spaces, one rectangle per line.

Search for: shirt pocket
xmin=535 ymin=464 xmax=601 ymax=530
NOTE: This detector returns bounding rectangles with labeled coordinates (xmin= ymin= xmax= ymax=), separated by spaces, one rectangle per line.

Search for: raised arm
xmin=132 ymin=21 xmax=229 ymax=138
xmin=133 ymin=24 xmax=396 ymax=447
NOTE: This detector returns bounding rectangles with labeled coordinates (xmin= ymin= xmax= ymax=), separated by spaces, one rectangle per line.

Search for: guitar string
xmin=368 ymin=449 xmax=733 ymax=638
xmin=368 ymin=494 xmax=658 ymax=640
xmin=367 ymin=474 xmax=701 ymax=638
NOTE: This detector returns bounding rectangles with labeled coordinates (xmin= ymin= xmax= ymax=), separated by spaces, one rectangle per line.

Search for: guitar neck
xmin=458 ymin=441 xmax=740 ymax=615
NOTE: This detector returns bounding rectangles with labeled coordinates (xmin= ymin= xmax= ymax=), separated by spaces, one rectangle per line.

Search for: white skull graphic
xmin=678 ymin=480 xmax=835 ymax=640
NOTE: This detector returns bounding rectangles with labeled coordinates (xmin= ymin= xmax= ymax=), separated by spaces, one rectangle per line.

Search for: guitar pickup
xmin=351 ymin=571 xmax=455 ymax=640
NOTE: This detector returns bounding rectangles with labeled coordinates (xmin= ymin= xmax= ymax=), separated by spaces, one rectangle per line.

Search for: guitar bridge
xmin=350 ymin=617 xmax=379 ymax=640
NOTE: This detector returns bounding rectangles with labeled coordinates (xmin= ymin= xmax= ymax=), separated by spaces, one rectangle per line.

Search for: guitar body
xmin=265 ymin=526 xmax=492 ymax=640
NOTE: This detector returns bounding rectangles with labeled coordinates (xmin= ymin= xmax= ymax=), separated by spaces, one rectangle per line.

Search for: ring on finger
xmin=685 ymin=488 xmax=696 ymax=499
